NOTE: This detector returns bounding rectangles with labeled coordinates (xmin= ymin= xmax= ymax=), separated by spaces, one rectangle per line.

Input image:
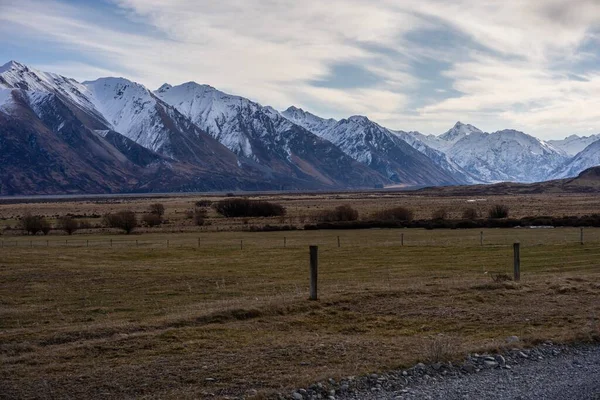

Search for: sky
xmin=1 ymin=0 xmax=600 ymax=139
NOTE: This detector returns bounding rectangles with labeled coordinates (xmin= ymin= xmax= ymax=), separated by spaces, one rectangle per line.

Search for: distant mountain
xmin=0 ymin=61 xmax=274 ymax=194
xmin=411 ymin=122 xmax=569 ymax=183
xmin=548 ymin=134 xmax=600 ymax=156
xmin=1 ymin=59 xmax=598 ymax=195
xmin=281 ymin=107 xmax=470 ymax=185
xmin=552 ymin=140 xmax=600 ymax=179
xmin=155 ymin=83 xmax=389 ymax=189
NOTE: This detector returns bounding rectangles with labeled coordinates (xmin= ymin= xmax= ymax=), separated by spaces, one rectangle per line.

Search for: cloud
xmin=0 ymin=0 xmax=599 ymax=138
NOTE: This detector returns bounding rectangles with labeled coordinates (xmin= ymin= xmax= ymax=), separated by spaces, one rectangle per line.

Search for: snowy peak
xmin=548 ymin=134 xmax=600 ymax=156
xmin=439 ymin=121 xmax=484 ymax=143
xmin=281 ymin=106 xmax=336 ymax=133
xmin=156 ymin=83 xmax=172 ymax=93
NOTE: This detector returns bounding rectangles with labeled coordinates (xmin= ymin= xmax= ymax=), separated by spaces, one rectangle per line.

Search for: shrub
xmin=318 ymin=205 xmax=359 ymax=222
xmin=103 ymin=211 xmax=138 ymax=234
xmin=213 ymin=198 xmax=286 ymax=218
xmin=19 ymin=213 xmax=47 ymax=235
xmin=142 ymin=213 xmax=162 ymax=227
xmin=432 ymin=208 xmax=448 ymax=220
xmin=462 ymin=207 xmax=479 ymax=220
xmin=149 ymin=203 xmax=165 ymax=216
xmin=195 ymin=200 xmax=213 ymax=208
xmin=40 ymin=219 xmax=52 ymax=235
xmin=488 ymin=204 xmax=509 ymax=219
xmin=57 ymin=216 xmax=80 ymax=235
xmin=373 ymin=206 xmax=413 ymax=222
xmin=194 ymin=208 xmax=208 ymax=226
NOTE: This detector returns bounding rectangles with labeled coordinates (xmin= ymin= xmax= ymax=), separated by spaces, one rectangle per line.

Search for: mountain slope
xmin=424 ymin=123 xmax=569 ymax=183
xmin=155 ymin=82 xmax=389 ymax=188
xmin=552 ymin=140 xmax=600 ymax=179
xmin=548 ymin=134 xmax=600 ymax=156
xmin=282 ymin=107 xmax=470 ymax=185
xmin=0 ymin=62 xmax=276 ymax=194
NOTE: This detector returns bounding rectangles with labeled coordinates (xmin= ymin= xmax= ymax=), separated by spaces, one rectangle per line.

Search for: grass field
xmin=1 ymin=227 xmax=600 ymax=398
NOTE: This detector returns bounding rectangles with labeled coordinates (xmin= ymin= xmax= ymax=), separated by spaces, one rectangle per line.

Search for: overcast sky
xmin=1 ymin=0 xmax=599 ymax=139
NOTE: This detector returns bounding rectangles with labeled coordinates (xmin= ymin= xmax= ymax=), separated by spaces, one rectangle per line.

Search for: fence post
xmin=480 ymin=231 xmax=483 ymax=246
xmin=309 ymin=245 xmax=318 ymax=300
xmin=198 ymin=238 xmax=200 ymax=248
xmin=337 ymin=236 xmax=340 ymax=248
xmin=46 ymin=240 xmax=49 ymax=247
xmin=513 ymin=242 xmax=521 ymax=282
xmin=110 ymin=239 xmax=113 ymax=248
xmin=580 ymin=227 xmax=584 ymax=245
xmin=167 ymin=240 xmax=169 ymax=248
xmin=401 ymin=233 xmax=404 ymax=246
xmin=30 ymin=240 xmax=32 ymax=248
xmin=284 ymin=237 xmax=287 ymax=248
xmin=240 ymin=240 xmax=243 ymax=250
xmin=87 ymin=240 xmax=89 ymax=247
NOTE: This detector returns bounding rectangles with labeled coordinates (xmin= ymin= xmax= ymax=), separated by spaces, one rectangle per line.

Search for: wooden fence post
xmin=87 ymin=240 xmax=89 ymax=247
xmin=240 ymin=240 xmax=243 ymax=250
xmin=284 ymin=237 xmax=287 ymax=248
xmin=309 ymin=246 xmax=318 ymax=300
xmin=337 ymin=236 xmax=340 ymax=248
xmin=480 ymin=231 xmax=483 ymax=246
xmin=167 ymin=240 xmax=169 ymax=248
xmin=401 ymin=233 xmax=404 ymax=246
xmin=513 ymin=242 xmax=521 ymax=282
xmin=110 ymin=239 xmax=113 ymax=247
xmin=198 ymin=238 xmax=200 ymax=248
xmin=580 ymin=227 xmax=584 ymax=245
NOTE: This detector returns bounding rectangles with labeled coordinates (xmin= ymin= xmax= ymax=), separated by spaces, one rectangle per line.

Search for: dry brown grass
xmin=2 ymin=191 xmax=600 ymax=234
xmin=1 ymin=227 xmax=599 ymax=398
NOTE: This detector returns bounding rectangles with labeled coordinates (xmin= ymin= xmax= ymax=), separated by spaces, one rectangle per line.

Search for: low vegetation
xmin=318 ymin=204 xmax=359 ymax=222
xmin=462 ymin=207 xmax=479 ymax=220
xmin=213 ymin=198 xmax=286 ymax=218
xmin=489 ymin=204 xmax=510 ymax=219
xmin=57 ymin=216 xmax=80 ymax=235
xmin=102 ymin=210 xmax=138 ymax=234
xmin=372 ymin=206 xmax=414 ymax=222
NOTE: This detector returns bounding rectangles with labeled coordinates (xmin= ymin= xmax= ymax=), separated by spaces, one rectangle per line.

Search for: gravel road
xmin=339 ymin=344 xmax=600 ymax=400
xmin=290 ymin=343 xmax=600 ymax=400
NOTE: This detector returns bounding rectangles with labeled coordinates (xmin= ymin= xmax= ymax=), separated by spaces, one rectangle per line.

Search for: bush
xmin=103 ymin=211 xmax=138 ymax=234
xmin=195 ymin=200 xmax=213 ymax=208
xmin=40 ymin=219 xmax=52 ymax=235
xmin=488 ymin=204 xmax=509 ymax=219
xmin=194 ymin=208 xmax=208 ymax=226
xmin=213 ymin=198 xmax=286 ymax=218
xmin=57 ymin=216 xmax=80 ymax=235
xmin=318 ymin=205 xmax=359 ymax=222
xmin=149 ymin=203 xmax=165 ymax=216
xmin=462 ymin=207 xmax=479 ymax=220
xmin=432 ymin=208 xmax=448 ymax=220
xmin=142 ymin=213 xmax=162 ymax=227
xmin=19 ymin=213 xmax=47 ymax=235
xmin=373 ymin=206 xmax=413 ymax=222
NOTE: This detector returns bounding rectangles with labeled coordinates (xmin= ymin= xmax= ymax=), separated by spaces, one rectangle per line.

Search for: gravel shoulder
xmin=290 ymin=342 xmax=600 ymax=400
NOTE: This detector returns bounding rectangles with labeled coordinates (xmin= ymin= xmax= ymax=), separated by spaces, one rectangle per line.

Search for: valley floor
xmin=1 ymin=228 xmax=599 ymax=398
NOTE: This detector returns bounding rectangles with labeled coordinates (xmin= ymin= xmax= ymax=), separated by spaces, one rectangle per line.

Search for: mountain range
xmin=0 ymin=60 xmax=599 ymax=195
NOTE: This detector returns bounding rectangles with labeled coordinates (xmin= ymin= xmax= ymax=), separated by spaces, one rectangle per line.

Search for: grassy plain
xmin=1 ymin=227 xmax=600 ymax=398
xmin=1 ymin=191 xmax=600 ymax=234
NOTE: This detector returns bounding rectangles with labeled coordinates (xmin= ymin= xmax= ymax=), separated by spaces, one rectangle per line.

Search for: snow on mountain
xmin=548 ymin=134 xmax=600 ymax=156
xmin=84 ymin=77 xmax=172 ymax=153
xmin=281 ymin=107 xmax=469 ymax=185
xmin=155 ymin=82 xmax=389 ymax=187
xmin=552 ymin=140 xmax=600 ymax=179
xmin=281 ymin=106 xmax=337 ymax=134
xmin=444 ymin=128 xmax=568 ymax=183
xmin=0 ymin=60 xmax=103 ymax=121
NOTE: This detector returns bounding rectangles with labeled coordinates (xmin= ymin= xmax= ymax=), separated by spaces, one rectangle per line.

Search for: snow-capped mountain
xmin=440 ymin=125 xmax=568 ymax=183
xmin=552 ymin=140 xmax=600 ymax=179
xmin=548 ymin=134 xmax=600 ymax=156
xmin=155 ymin=82 xmax=389 ymax=188
xmin=281 ymin=107 xmax=470 ymax=185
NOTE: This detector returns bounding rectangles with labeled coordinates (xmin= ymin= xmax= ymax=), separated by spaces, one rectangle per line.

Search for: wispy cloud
xmin=0 ymin=0 xmax=599 ymax=138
